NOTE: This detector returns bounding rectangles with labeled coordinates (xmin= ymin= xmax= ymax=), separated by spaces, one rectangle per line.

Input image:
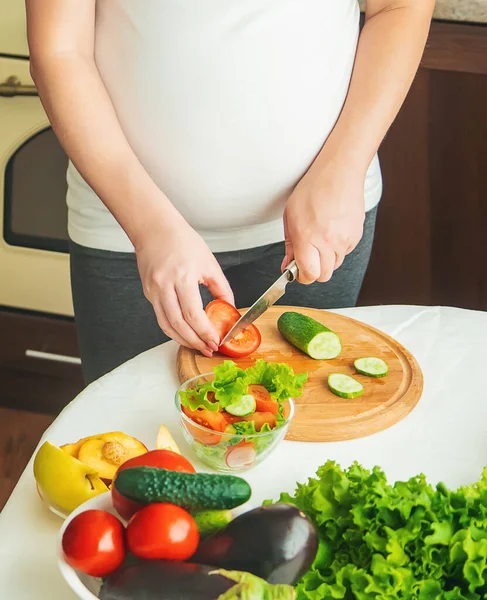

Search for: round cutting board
xmin=176 ymin=306 xmax=423 ymax=442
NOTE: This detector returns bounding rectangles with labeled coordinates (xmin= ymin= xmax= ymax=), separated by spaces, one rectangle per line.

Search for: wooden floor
xmin=0 ymin=408 xmax=54 ymax=512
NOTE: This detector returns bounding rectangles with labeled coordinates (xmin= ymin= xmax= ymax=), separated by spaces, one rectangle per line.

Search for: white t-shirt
xmin=67 ymin=0 xmax=382 ymax=253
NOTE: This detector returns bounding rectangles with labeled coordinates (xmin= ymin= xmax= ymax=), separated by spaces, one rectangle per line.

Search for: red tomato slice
xmin=182 ymin=406 xmax=227 ymax=445
xmin=248 ymin=384 xmax=278 ymax=415
xmin=112 ymin=449 xmax=196 ymax=521
xmin=205 ymin=299 xmax=261 ymax=358
xmin=243 ymin=411 xmax=277 ymax=431
xmin=225 ymin=441 xmax=257 ymax=470
xmin=223 ymin=412 xmax=242 ymax=425
xmin=127 ymin=503 xmax=199 ymax=561
xmin=205 ymin=299 xmax=241 ymax=339
xmin=62 ymin=510 xmax=126 ymax=577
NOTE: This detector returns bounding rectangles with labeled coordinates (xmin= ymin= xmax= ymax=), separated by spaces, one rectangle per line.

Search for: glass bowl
xmin=175 ymin=373 xmax=294 ymax=473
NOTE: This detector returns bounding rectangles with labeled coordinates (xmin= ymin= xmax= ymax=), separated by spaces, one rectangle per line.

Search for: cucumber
xmin=114 ymin=466 xmax=251 ymax=511
xmin=277 ymin=312 xmax=341 ymax=360
xmin=193 ymin=509 xmax=233 ymax=539
xmin=225 ymin=394 xmax=256 ymax=417
xmin=328 ymin=373 xmax=364 ymax=399
xmin=354 ymin=357 xmax=389 ymax=378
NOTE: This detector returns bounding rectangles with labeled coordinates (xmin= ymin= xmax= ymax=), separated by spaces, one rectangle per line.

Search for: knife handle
xmin=285 ymin=259 xmax=299 ymax=282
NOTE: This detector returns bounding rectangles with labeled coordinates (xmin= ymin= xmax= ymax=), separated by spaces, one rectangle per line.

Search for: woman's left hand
xmin=282 ymin=164 xmax=366 ymax=284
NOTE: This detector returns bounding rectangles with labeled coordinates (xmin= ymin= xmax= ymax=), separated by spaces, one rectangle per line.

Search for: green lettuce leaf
xmin=233 ymin=421 xmax=272 ymax=435
xmin=266 ymin=461 xmax=487 ymax=600
xmin=246 ymin=359 xmax=308 ymax=401
xmin=179 ymin=359 xmax=307 ymax=413
xmin=211 ymin=361 xmax=249 ymax=408
xmin=179 ymin=383 xmax=221 ymax=412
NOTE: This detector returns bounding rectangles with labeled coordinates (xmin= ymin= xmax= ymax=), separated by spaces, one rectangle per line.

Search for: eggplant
xmin=99 ymin=560 xmax=295 ymax=600
xmin=192 ymin=503 xmax=319 ymax=585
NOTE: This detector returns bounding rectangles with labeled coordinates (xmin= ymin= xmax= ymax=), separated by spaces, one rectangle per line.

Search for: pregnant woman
xmin=26 ymin=0 xmax=434 ymax=383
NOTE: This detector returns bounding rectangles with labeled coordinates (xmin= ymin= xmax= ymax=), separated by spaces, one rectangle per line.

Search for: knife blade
xmin=219 ymin=259 xmax=299 ymax=345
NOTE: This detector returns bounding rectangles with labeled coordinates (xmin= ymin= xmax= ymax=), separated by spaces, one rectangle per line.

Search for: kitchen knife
xmin=219 ymin=259 xmax=299 ymax=345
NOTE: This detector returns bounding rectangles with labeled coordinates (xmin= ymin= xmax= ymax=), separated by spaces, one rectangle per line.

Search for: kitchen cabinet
xmin=0 ymin=309 xmax=84 ymax=414
xmin=359 ymin=22 xmax=487 ymax=310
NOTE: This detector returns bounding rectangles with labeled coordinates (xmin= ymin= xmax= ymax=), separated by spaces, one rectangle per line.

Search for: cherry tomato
xmin=182 ymin=406 xmax=227 ymax=445
xmin=205 ymin=299 xmax=261 ymax=358
xmin=62 ymin=509 xmax=125 ymax=577
xmin=112 ymin=449 xmax=195 ymax=521
xmin=127 ymin=503 xmax=199 ymax=560
xmin=243 ymin=411 xmax=277 ymax=431
xmin=248 ymin=384 xmax=279 ymax=415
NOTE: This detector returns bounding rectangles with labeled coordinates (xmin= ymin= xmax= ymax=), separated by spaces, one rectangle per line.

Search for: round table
xmin=1 ymin=305 xmax=486 ymax=600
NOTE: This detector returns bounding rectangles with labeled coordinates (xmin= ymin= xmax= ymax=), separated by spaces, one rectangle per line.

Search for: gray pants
xmin=70 ymin=206 xmax=377 ymax=384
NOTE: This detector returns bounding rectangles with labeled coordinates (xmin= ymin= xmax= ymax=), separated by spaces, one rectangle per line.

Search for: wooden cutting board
xmin=176 ymin=306 xmax=423 ymax=442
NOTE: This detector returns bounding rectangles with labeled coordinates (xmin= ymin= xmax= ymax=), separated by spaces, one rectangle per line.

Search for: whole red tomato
xmin=127 ymin=503 xmax=199 ymax=560
xmin=62 ymin=509 xmax=126 ymax=577
xmin=112 ymin=449 xmax=195 ymax=521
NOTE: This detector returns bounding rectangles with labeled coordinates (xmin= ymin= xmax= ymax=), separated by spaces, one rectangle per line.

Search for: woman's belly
xmin=89 ymin=0 xmax=370 ymax=232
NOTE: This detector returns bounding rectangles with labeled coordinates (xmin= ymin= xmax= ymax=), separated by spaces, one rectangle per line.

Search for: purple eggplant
xmin=99 ymin=560 xmax=295 ymax=600
xmin=192 ymin=503 xmax=319 ymax=585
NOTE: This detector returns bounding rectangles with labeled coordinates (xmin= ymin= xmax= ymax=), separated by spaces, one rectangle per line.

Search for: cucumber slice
xmin=277 ymin=312 xmax=342 ymax=360
xmin=225 ymin=394 xmax=256 ymax=417
xmin=328 ymin=373 xmax=364 ymax=399
xmin=354 ymin=357 xmax=389 ymax=378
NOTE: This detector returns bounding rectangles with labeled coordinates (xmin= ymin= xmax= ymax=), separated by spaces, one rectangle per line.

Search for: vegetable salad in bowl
xmin=175 ymin=360 xmax=307 ymax=472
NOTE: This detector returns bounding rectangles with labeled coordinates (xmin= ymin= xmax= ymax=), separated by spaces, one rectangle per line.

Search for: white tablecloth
xmin=1 ymin=305 xmax=487 ymax=599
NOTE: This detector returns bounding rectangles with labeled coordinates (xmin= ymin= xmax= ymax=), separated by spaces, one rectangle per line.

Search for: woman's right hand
xmin=135 ymin=216 xmax=234 ymax=358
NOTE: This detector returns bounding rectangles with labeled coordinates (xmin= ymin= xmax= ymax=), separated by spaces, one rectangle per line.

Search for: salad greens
xmin=179 ymin=359 xmax=308 ymax=413
xmin=266 ymin=461 xmax=487 ymax=600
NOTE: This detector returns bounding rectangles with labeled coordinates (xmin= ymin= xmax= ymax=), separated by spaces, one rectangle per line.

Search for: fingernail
xmin=209 ymin=342 xmax=219 ymax=352
xmin=203 ymin=349 xmax=213 ymax=358
xmin=281 ymin=257 xmax=288 ymax=272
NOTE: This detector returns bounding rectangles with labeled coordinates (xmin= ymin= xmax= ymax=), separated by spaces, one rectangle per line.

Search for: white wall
xmin=0 ymin=0 xmax=29 ymax=56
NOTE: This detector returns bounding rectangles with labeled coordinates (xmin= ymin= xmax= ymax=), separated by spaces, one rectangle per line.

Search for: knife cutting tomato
xmin=205 ymin=299 xmax=261 ymax=358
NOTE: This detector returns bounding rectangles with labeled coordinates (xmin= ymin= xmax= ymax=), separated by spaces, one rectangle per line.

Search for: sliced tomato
xmin=225 ymin=441 xmax=257 ymax=470
xmin=205 ymin=299 xmax=241 ymax=340
xmin=205 ymin=299 xmax=261 ymax=358
xmin=248 ymin=384 xmax=278 ymax=415
xmin=182 ymin=406 xmax=227 ymax=445
xmin=219 ymin=326 xmax=261 ymax=359
xmin=183 ymin=406 xmax=227 ymax=431
xmin=243 ymin=411 xmax=277 ymax=431
xmin=222 ymin=412 xmax=242 ymax=425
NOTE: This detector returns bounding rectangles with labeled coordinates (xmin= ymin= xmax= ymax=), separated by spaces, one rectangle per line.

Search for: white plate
xmin=57 ymin=490 xmax=254 ymax=599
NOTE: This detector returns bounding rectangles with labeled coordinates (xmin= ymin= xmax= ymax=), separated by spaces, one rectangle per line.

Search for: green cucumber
xmin=354 ymin=357 xmax=389 ymax=378
xmin=225 ymin=394 xmax=256 ymax=417
xmin=114 ymin=466 xmax=251 ymax=511
xmin=193 ymin=509 xmax=233 ymax=539
xmin=277 ymin=312 xmax=341 ymax=360
xmin=328 ymin=373 xmax=364 ymax=399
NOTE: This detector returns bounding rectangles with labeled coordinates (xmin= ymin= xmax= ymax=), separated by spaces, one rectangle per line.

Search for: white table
xmin=1 ymin=305 xmax=487 ymax=599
